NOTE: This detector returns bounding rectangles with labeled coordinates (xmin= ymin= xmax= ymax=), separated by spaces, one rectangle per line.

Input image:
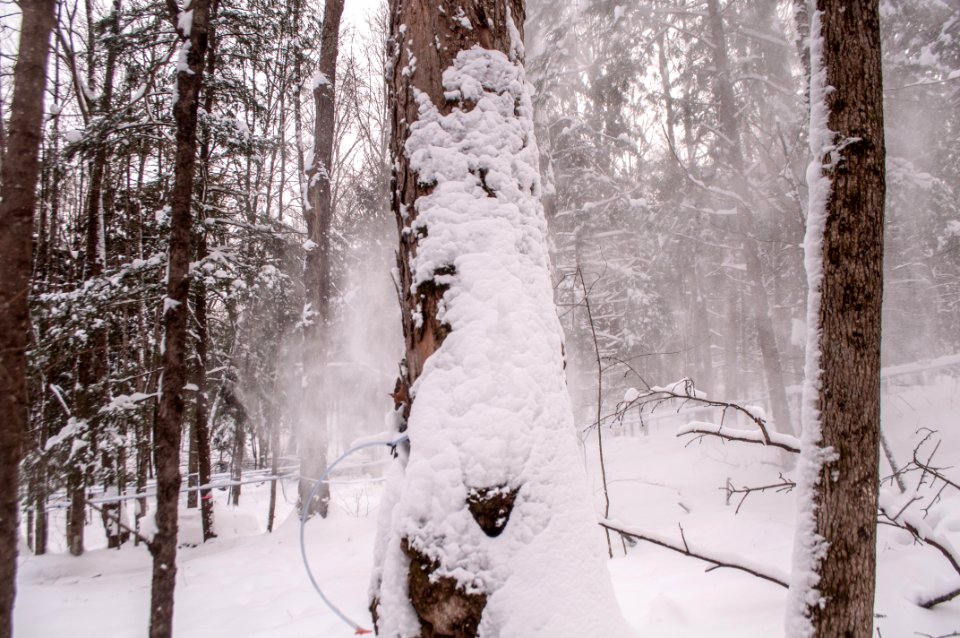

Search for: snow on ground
xmin=16 ymin=373 xmax=960 ymax=637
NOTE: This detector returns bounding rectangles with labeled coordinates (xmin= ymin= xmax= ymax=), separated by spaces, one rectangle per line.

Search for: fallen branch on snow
xmin=878 ymin=490 xmax=960 ymax=609
xmin=86 ymin=500 xmax=153 ymax=548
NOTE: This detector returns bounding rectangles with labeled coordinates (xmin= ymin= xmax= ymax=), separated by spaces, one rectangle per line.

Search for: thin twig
xmin=724 ymin=475 xmax=796 ymax=514
xmin=578 ymin=264 xmax=612 ymax=559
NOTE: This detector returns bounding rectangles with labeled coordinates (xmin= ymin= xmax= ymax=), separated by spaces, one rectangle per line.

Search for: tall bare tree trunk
xmin=786 ymin=2 xmax=885 ymax=637
xmin=71 ymin=0 xmax=123 ymax=553
xmin=371 ymin=2 xmax=630 ymax=635
xmin=0 ymin=1 xmax=56 ymax=635
xmin=299 ymin=0 xmax=345 ymax=518
xmin=192 ymin=0 xmax=219 ymax=542
xmin=193 ymin=259 xmax=215 ymax=539
xmin=149 ymin=1 xmax=213 ymax=635
xmin=706 ymin=0 xmax=794 ymax=436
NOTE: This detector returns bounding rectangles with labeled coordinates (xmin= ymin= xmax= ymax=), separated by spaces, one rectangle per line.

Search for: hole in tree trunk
xmin=467 ymin=485 xmax=518 ymax=538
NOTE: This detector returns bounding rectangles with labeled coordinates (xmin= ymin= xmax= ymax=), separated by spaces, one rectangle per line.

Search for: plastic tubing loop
xmin=299 ymin=434 xmax=409 ymax=635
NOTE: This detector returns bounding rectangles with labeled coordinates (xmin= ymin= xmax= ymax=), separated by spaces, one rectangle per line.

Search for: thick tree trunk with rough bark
xmin=786 ymin=2 xmax=885 ymax=637
xmin=371 ymin=2 xmax=630 ymax=636
xmin=0 ymin=1 xmax=56 ymax=635
xmin=299 ymin=0 xmax=345 ymax=519
xmin=149 ymin=1 xmax=213 ymax=636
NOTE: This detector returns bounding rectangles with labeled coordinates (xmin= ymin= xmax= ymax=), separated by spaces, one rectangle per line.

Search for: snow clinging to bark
xmin=371 ymin=37 xmax=631 ymax=637
xmin=785 ymin=7 xmax=837 ymax=638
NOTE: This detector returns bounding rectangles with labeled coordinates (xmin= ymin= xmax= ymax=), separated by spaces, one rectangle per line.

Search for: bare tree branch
xmin=878 ymin=493 xmax=960 ymax=609
xmin=599 ymin=519 xmax=789 ymax=589
xmin=724 ymin=474 xmax=796 ymax=514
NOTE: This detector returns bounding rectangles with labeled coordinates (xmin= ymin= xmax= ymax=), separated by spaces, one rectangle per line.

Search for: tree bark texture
xmin=381 ymin=4 xmax=525 ymax=631
xmin=149 ymin=1 xmax=213 ymax=636
xmin=0 ymin=1 xmax=56 ymax=635
xmin=787 ymin=2 xmax=885 ymax=637
xmin=390 ymin=2 xmax=524 ymax=396
xmin=299 ymin=0 xmax=345 ymax=519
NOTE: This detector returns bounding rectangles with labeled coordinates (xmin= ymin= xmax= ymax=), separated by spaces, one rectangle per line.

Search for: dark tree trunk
xmin=66 ymin=471 xmax=86 ymax=556
xmin=191 ymin=0 xmax=218 ymax=541
xmin=149 ymin=1 xmax=213 ymax=636
xmin=788 ymin=2 xmax=886 ymax=637
xmin=299 ymin=0 xmax=345 ymax=519
xmin=193 ymin=264 xmax=215 ymax=539
xmin=32 ymin=469 xmax=48 ymax=557
xmin=187 ymin=422 xmax=199 ymax=509
xmin=0 ymin=1 xmax=56 ymax=635
xmin=266 ymin=405 xmax=280 ymax=533
xmin=229 ymin=407 xmax=245 ymax=506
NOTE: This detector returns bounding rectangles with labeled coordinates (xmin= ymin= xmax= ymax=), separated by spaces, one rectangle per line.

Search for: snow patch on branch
xmin=678 ymin=421 xmax=801 ymax=452
xmin=177 ymin=10 xmax=193 ymax=37
xmin=312 ymin=70 xmax=331 ymax=89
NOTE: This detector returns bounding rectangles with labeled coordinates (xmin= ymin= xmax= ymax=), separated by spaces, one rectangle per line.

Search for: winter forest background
xmin=1 ymin=0 xmax=959 ymax=636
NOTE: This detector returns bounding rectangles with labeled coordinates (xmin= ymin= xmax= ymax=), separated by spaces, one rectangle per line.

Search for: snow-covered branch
xmin=678 ymin=421 xmax=801 ymax=453
xmin=617 ymin=377 xmax=796 ymax=452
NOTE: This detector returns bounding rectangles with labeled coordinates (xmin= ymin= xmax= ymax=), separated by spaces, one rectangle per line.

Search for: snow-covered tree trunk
xmin=786 ymin=1 xmax=886 ymax=637
xmin=370 ymin=1 xmax=631 ymax=635
xmin=0 ymin=2 xmax=56 ymax=634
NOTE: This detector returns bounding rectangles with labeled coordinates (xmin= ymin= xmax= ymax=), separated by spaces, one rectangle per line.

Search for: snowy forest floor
xmin=16 ymin=375 xmax=960 ymax=637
